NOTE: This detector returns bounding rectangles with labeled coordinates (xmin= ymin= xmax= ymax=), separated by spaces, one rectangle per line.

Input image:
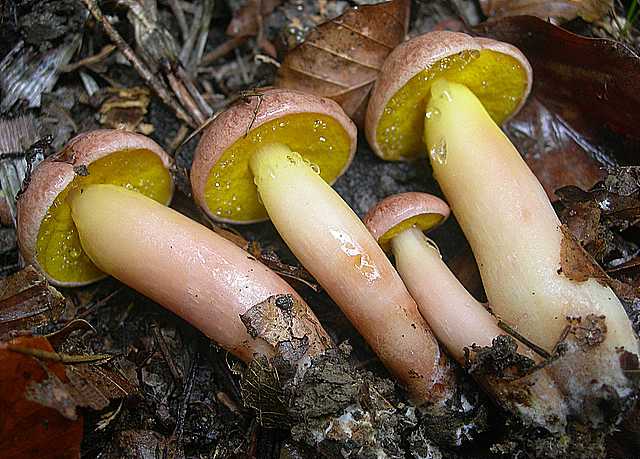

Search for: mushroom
xmin=17 ymin=129 xmax=331 ymax=363
xmin=191 ymin=89 xmax=356 ymax=224
xmin=366 ymin=30 xmax=637 ymax=423
xmin=364 ymin=192 xmax=499 ymax=361
xmin=365 ymin=31 xmax=531 ymax=161
xmin=422 ymin=77 xmax=638 ymax=422
xmin=191 ymin=89 xmax=455 ymax=406
xmin=365 ymin=192 xmax=568 ymax=429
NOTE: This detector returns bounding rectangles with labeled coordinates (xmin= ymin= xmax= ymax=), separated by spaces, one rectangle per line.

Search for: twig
xmin=166 ymin=70 xmax=207 ymax=125
xmin=179 ymin=2 xmax=202 ymax=65
xmin=168 ymin=0 xmax=189 ymax=43
xmin=176 ymin=66 xmax=213 ymax=117
xmin=174 ymin=351 xmax=200 ymax=441
xmin=1 ymin=343 xmax=113 ymax=364
xmin=189 ymin=0 xmax=215 ymax=74
xmin=168 ymin=124 xmax=189 ymax=153
xmin=62 ymin=44 xmax=116 ymax=72
xmin=497 ymin=320 xmax=552 ymax=359
xmin=81 ymin=0 xmax=196 ymax=128
xmin=77 ymin=287 xmax=123 ymax=319
xmin=200 ymin=35 xmax=249 ymax=67
xmin=200 ymin=36 xmax=249 ymax=66
xmin=151 ymin=322 xmax=184 ymax=384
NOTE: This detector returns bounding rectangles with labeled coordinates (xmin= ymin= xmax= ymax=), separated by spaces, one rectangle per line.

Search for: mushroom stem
xmin=391 ymin=227 xmax=503 ymax=363
xmin=69 ymin=183 xmax=330 ymax=362
xmin=249 ymin=143 xmax=454 ymax=405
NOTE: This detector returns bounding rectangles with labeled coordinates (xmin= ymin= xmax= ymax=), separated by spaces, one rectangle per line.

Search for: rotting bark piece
xmin=240 ymin=294 xmax=331 ymax=374
xmin=0 ymin=265 xmax=66 ymax=338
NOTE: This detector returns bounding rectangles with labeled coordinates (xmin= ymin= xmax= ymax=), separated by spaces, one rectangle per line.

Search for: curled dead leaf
xmin=275 ymin=0 xmax=411 ymax=125
xmin=480 ymin=0 xmax=613 ymax=23
xmin=476 ymin=16 xmax=640 ymax=168
xmin=0 ymin=266 xmax=66 ymax=339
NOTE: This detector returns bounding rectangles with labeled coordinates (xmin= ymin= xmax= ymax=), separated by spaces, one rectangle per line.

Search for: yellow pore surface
xmin=204 ymin=113 xmax=352 ymax=222
xmin=378 ymin=214 xmax=444 ymax=252
xmin=36 ymin=149 xmax=172 ymax=284
xmin=376 ymin=49 xmax=529 ymax=161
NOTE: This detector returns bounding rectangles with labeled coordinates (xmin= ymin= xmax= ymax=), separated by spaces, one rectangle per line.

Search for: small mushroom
xmin=191 ymin=89 xmax=455 ymax=406
xmin=365 ymin=31 xmax=531 ymax=161
xmin=365 ymin=192 xmax=568 ymax=429
xmin=17 ymin=130 xmax=331 ymax=362
xmin=364 ymin=192 xmax=502 ymax=361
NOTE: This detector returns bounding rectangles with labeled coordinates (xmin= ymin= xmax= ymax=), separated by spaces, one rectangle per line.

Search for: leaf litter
xmin=1 ymin=0 xmax=640 ymax=457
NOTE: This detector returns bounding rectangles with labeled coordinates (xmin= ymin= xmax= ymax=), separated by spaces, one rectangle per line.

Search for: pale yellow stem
xmin=250 ymin=143 xmax=453 ymax=405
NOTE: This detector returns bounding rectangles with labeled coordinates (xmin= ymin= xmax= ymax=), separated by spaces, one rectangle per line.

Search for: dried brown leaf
xmin=476 ymin=16 xmax=640 ymax=168
xmin=97 ymin=86 xmax=153 ymax=134
xmin=276 ymin=0 xmax=411 ymax=125
xmin=0 ymin=336 xmax=83 ymax=458
xmin=559 ymin=225 xmax=637 ymax=299
xmin=0 ymin=266 xmax=66 ymax=338
xmin=480 ymin=0 xmax=613 ymax=23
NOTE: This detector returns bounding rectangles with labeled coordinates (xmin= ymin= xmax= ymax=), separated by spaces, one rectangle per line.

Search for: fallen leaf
xmin=96 ymin=86 xmax=153 ymax=134
xmin=506 ymin=99 xmax=606 ymax=198
xmin=0 ymin=266 xmax=66 ymax=339
xmin=479 ymin=0 xmax=613 ymax=23
xmin=476 ymin=16 xmax=640 ymax=168
xmin=276 ymin=0 xmax=411 ymax=125
xmin=0 ymin=336 xmax=83 ymax=459
xmin=559 ymin=225 xmax=637 ymax=299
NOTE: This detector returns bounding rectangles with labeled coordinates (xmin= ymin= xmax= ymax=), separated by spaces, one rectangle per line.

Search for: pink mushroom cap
xmin=364 ymin=192 xmax=450 ymax=252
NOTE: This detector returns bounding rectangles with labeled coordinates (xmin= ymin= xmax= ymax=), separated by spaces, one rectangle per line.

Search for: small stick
xmin=189 ymin=0 xmax=214 ymax=74
xmin=151 ymin=322 xmax=184 ymax=384
xmin=174 ymin=351 xmax=200 ymax=441
xmin=82 ymin=0 xmax=196 ymax=127
xmin=1 ymin=342 xmax=113 ymax=364
xmin=166 ymin=71 xmax=207 ymax=125
xmin=497 ymin=319 xmax=552 ymax=359
xmin=200 ymin=36 xmax=248 ymax=66
xmin=61 ymin=44 xmax=116 ymax=72
xmin=168 ymin=0 xmax=189 ymax=43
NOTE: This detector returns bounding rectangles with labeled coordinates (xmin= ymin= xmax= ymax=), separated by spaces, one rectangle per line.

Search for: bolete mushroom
xmin=17 ymin=130 xmax=331 ymax=362
xmin=365 ymin=31 xmax=531 ymax=161
xmin=191 ymin=89 xmax=455 ymax=406
xmin=365 ymin=192 xmax=568 ymax=429
xmin=366 ymin=30 xmax=638 ymax=424
xmin=422 ymin=78 xmax=638 ymax=423
xmin=191 ymin=89 xmax=356 ymax=224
